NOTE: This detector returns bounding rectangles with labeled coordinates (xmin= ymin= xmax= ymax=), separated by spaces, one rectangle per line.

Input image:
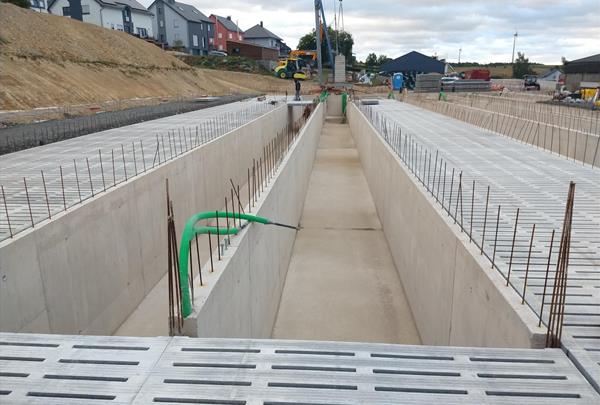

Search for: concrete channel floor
xmin=272 ymin=117 xmax=421 ymax=344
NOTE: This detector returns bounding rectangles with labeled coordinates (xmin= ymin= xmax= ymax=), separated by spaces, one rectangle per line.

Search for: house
xmin=148 ymin=0 xmax=213 ymax=55
xmin=48 ymin=0 xmax=153 ymax=37
xmin=537 ymin=67 xmax=564 ymax=91
xmin=379 ymin=51 xmax=446 ymax=89
xmin=244 ymin=21 xmax=285 ymax=57
xmin=210 ymin=15 xmax=243 ymax=52
xmin=30 ymin=0 xmax=49 ymax=12
xmin=564 ymin=54 xmax=600 ymax=91
xmin=226 ymin=40 xmax=278 ymax=63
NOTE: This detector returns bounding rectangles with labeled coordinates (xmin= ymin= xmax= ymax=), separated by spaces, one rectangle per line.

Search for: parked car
xmin=208 ymin=50 xmax=227 ymax=57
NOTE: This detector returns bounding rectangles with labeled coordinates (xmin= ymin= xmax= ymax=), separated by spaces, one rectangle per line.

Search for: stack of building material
xmin=442 ymin=80 xmax=491 ymax=92
xmin=334 ymin=54 xmax=346 ymax=83
xmin=415 ymin=73 xmax=442 ymax=92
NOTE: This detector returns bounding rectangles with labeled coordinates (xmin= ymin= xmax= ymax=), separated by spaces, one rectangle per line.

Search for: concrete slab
xmin=272 ymin=119 xmax=420 ymax=344
xmin=2 ymin=332 xmax=599 ymax=404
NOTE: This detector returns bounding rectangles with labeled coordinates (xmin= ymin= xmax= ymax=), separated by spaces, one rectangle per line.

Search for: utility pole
xmin=315 ymin=1 xmax=323 ymax=85
xmin=458 ymin=47 xmax=462 ymax=64
xmin=511 ymin=31 xmax=518 ymax=64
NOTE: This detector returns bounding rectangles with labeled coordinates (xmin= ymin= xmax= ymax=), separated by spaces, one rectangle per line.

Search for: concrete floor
xmin=271 ymin=117 xmax=421 ymax=344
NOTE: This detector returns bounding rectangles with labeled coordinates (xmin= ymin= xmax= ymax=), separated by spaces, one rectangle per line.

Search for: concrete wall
xmin=348 ymin=102 xmax=546 ymax=348
xmin=0 ymin=106 xmax=291 ymax=335
xmin=184 ymin=103 xmax=324 ymax=338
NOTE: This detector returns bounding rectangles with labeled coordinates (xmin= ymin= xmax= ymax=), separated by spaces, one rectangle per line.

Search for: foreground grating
xmin=1 ymin=333 xmax=599 ymax=404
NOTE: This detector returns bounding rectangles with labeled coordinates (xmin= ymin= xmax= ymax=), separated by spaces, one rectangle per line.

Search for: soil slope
xmin=0 ymin=4 xmax=319 ymax=110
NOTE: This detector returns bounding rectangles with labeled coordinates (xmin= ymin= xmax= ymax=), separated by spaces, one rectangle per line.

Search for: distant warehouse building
xmin=564 ymin=54 xmax=600 ymax=91
xmin=380 ymin=51 xmax=446 ymax=89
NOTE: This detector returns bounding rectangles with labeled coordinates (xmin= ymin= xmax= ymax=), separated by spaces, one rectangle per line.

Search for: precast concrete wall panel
xmin=185 ymin=103 xmax=325 ymax=338
xmin=0 ymin=106 xmax=291 ymax=335
xmin=347 ymin=103 xmax=544 ymax=348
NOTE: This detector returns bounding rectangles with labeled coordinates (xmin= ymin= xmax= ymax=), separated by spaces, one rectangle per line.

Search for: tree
xmin=297 ymin=28 xmax=354 ymax=65
xmin=512 ymin=52 xmax=535 ymax=79
xmin=365 ymin=53 xmax=378 ymax=67
xmin=2 ymin=0 xmax=31 ymax=8
xmin=377 ymin=55 xmax=391 ymax=66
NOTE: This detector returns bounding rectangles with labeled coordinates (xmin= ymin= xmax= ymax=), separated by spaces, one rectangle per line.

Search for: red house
xmin=209 ymin=15 xmax=243 ymax=52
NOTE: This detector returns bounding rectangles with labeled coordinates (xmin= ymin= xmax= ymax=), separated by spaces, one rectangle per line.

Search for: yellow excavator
xmin=274 ymin=58 xmax=308 ymax=80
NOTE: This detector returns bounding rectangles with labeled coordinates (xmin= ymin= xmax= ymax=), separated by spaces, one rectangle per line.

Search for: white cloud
xmin=140 ymin=0 xmax=600 ymax=64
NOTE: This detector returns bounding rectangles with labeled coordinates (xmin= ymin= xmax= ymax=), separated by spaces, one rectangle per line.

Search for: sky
xmin=141 ymin=0 xmax=600 ymax=64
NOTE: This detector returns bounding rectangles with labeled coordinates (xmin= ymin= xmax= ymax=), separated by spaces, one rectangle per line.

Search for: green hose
xmin=178 ymin=211 xmax=269 ymax=317
xmin=342 ymin=92 xmax=348 ymax=115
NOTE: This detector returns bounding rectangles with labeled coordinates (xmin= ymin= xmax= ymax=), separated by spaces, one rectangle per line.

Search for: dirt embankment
xmin=0 ymin=4 xmax=319 ymax=111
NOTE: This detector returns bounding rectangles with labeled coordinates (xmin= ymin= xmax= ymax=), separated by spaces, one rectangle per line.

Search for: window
xmin=208 ymin=24 xmax=211 ymax=32
xmin=238 ymin=34 xmax=242 ymax=41
xmin=218 ymin=44 xmax=223 ymax=50
xmin=218 ymin=32 xmax=222 ymax=39
xmin=137 ymin=27 xmax=148 ymax=37
xmin=158 ymin=7 xmax=162 ymax=15
xmin=62 ymin=6 xmax=70 ymax=16
xmin=173 ymin=20 xmax=179 ymax=28
xmin=192 ymin=9 xmax=198 ymax=14
xmin=82 ymin=4 xmax=90 ymax=15
xmin=177 ymin=6 xmax=183 ymax=11
xmin=192 ymin=34 xmax=198 ymax=47
xmin=228 ymin=33 xmax=232 ymax=39
xmin=202 ymin=37 xmax=205 ymax=47
xmin=159 ymin=20 xmax=164 ymax=27
xmin=209 ymin=37 xmax=213 ymax=44
xmin=200 ymin=23 xmax=203 ymax=31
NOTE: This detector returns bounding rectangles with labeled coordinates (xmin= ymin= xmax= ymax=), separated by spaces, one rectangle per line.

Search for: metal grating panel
xmin=5 ymin=333 xmax=595 ymax=404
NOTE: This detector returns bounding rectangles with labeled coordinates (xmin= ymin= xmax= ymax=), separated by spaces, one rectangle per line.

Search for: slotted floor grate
xmin=1 ymin=333 xmax=599 ymax=404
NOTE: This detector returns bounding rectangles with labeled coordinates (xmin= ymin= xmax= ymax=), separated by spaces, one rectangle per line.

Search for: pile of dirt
xmin=0 ymin=4 xmax=320 ymax=111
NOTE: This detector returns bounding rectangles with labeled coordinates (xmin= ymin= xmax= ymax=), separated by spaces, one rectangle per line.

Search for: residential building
xmin=148 ymin=0 xmax=213 ymax=55
xmin=48 ymin=0 xmax=153 ymax=38
xmin=210 ymin=15 xmax=243 ymax=52
xmin=226 ymin=40 xmax=278 ymax=61
xmin=244 ymin=21 xmax=285 ymax=56
xmin=30 ymin=0 xmax=48 ymax=12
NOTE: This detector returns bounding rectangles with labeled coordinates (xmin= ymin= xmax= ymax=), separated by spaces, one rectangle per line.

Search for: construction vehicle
xmin=274 ymin=58 xmax=308 ymax=80
xmin=290 ymin=50 xmax=318 ymax=66
xmin=524 ymin=75 xmax=540 ymax=90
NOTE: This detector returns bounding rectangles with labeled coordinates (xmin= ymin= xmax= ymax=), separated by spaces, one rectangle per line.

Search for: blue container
xmin=392 ymin=73 xmax=404 ymax=90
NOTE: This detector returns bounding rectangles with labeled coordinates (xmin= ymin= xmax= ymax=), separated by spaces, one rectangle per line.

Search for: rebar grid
xmin=0 ymin=98 xmax=283 ymax=242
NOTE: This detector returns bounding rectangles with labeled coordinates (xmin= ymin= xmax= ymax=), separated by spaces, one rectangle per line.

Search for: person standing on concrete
xmin=294 ymin=78 xmax=301 ymax=101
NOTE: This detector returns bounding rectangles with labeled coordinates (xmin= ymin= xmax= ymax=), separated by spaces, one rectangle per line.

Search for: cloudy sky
xmin=142 ymin=0 xmax=599 ymax=64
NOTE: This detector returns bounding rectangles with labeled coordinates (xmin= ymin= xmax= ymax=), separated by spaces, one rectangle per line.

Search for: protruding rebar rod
xmin=481 ymin=185 xmax=490 ymax=255
xmin=469 ymin=180 xmax=475 ymax=242
xmin=73 ymin=159 xmax=82 ymax=203
xmin=215 ymin=210 xmax=221 ymax=261
xmin=41 ymin=170 xmax=51 ymax=219
xmin=522 ymin=223 xmax=536 ymax=304
xmin=539 ymin=229 xmax=556 ymax=327
xmin=23 ymin=177 xmax=34 ymax=227
xmin=194 ymin=234 xmax=203 ymax=286
xmin=506 ymin=207 xmax=520 ymax=285
xmin=99 ymin=149 xmax=106 ymax=191
xmin=86 ymin=157 xmax=94 ymax=196
xmin=491 ymin=205 xmax=501 ymax=268
xmin=1 ymin=185 xmax=13 ymax=237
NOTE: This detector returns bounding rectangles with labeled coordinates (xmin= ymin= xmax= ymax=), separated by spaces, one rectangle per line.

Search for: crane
xmin=314 ymin=0 xmax=336 ymax=85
